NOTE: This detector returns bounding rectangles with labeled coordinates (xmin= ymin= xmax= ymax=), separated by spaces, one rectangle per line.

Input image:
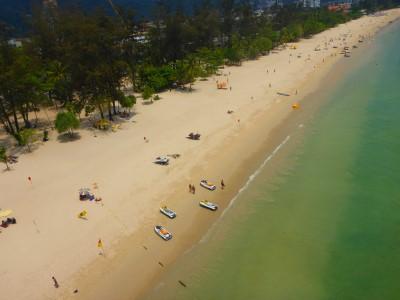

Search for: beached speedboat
xmin=199 ymin=200 xmax=218 ymax=211
xmin=154 ymin=225 xmax=173 ymax=240
xmin=154 ymin=156 xmax=169 ymax=165
xmin=160 ymin=206 xmax=177 ymax=219
xmin=200 ymin=180 xmax=217 ymax=191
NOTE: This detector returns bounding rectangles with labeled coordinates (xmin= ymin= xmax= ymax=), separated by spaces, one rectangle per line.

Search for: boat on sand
xmin=154 ymin=225 xmax=173 ymax=240
xmin=200 ymin=180 xmax=216 ymax=191
xmin=160 ymin=206 xmax=177 ymax=219
xmin=199 ymin=200 xmax=218 ymax=211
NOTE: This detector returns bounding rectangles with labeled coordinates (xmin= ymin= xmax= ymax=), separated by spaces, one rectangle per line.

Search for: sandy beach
xmin=1 ymin=9 xmax=399 ymax=300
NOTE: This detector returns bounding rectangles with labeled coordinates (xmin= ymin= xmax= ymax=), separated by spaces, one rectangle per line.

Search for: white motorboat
xmin=160 ymin=206 xmax=177 ymax=219
xmin=199 ymin=200 xmax=218 ymax=211
xmin=200 ymin=180 xmax=216 ymax=191
xmin=154 ymin=225 xmax=172 ymax=240
xmin=154 ymin=156 xmax=169 ymax=165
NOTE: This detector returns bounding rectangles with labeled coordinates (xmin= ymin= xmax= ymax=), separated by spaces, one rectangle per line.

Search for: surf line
xmin=199 ymin=134 xmax=291 ymax=244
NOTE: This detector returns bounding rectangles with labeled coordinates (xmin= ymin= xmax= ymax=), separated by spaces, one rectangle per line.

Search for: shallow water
xmin=143 ymin=21 xmax=400 ymax=300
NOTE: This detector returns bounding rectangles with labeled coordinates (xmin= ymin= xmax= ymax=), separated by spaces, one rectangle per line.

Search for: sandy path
xmin=0 ymin=9 xmax=399 ymax=300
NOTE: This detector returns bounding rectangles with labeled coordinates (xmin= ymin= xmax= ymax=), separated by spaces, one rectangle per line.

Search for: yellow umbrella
xmin=0 ymin=209 xmax=12 ymax=218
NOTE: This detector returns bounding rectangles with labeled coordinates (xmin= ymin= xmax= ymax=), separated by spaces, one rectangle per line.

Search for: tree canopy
xmin=0 ymin=0 xmax=397 ymax=142
xmin=55 ymin=111 xmax=80 ymax=136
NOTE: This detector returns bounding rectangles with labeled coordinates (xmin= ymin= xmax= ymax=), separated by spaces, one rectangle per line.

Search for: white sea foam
xmin=199 ymin=135 xmax=291 ymax=244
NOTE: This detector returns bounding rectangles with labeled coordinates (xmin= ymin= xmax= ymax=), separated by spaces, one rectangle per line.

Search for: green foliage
xmin=19 ymin=128 xmax=38 ymax=151
xmin=280 ymin=27 xmax=292 ymax=44
xmin=142 ymin=86 xmax=155 ymax=100
xmin=196 ymin=48 xmax=225 ymax=77
xmin=120 ymin=95 xmax=136 ymax=109
xmin=254 ymin=37 xmax=273 ymax=54
xmin=0 ymin=145 xmax=9 ymax=170
xmin=138 ymin=65 xmax=175 ymax=92
xmin=1 ymin=1 xmax=387 ymax=141
xmin=175 ymin=58 xmax=199 ymax=87
xmin=55 ymin=111 xmax=80 ymax=136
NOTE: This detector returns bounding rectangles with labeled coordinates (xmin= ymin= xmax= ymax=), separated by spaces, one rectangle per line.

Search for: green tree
xmin=120 ymin=95 xmax=136 ymax=113
xmin=0 ymin=145 xmax=10 ymax=170
xmin=55 ymin=111 xmax=80 ymax=136
xmin=142 ymin=86 xmax=155 ymax=101
xmin=280 ymin=27 xmax=292 ymax=44
xmin=19 ymin=128 xmax=38 ymax=152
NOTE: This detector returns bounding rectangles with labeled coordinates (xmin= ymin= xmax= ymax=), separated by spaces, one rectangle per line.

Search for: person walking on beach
xmin=221 ymin=179 xmax=225 ymax=190
xmin=98 ymin=238 xmax=105 ymax=256
xmin=192 ymin=185 xmax=196 ymax=194
xmin=52 ymin=276 xmax=59 ymax=288
xmin=188 ymin=184 xmax=192 ymax=193
xmin=28 ymin=176 xmax=32 ymax=184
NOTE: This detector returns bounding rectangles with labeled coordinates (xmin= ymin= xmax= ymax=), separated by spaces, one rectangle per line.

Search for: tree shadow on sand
xmin=57 ymin=132 xmax=81 ymax=143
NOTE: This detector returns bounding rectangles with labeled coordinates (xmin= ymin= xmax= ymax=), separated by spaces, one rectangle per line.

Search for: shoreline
xmin=1 ymin=9 xmax=399 ymax=300
xmin=67 ymin=11 xmax=400 ymax=300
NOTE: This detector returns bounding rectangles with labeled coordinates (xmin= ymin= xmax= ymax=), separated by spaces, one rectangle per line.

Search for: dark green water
xmin=144 ymin=22 xmax=400 ymax=300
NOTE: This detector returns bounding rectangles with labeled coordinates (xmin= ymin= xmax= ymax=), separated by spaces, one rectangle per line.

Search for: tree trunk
xmin=112 ymin=100 xmax=117 ymax=115
xmin=107 ymin=102 xmax=113 ymax=121
xmin=0 ymin=102 xmax=15 ymax=135
xmin=11 ymin=106 xmax=20 ymax=133
xmin=98 ymin=105 xmax=104 ymax=119
xmin=21 ymin=110 xmax=31 ymax=128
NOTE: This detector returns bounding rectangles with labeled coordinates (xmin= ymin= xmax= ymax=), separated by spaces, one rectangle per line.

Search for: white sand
xmin=0 ymin=9 xmax=399 ymax=300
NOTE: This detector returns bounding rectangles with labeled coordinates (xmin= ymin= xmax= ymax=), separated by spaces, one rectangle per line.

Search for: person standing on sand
xmin=192 ymin=185 xmax=196 ymax=194
xmin=221 ymin=179 xmax=225 ymax=190
xmin=52 ymin=276 xmax=59 ymax=288
xmin=188 ymin=184 xmax=192 ymax=193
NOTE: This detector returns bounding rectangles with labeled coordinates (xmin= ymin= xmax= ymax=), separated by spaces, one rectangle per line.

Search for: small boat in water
xmin=154 ymin=225 xmax=173 ymax=240
xmin=200 ymin=180 xmax=217 ymax=191
xmin=199 ymin=200 xmax=218 ymax=211
xmin=160 ymin=206 xmax=177 ymax=219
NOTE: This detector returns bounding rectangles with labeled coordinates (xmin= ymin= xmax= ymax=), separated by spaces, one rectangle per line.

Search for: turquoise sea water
xmin=144 ymin=21 xmax=400 ymax=300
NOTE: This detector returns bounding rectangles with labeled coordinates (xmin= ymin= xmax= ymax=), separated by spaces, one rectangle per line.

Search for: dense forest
xmin=0 ymin=0 xmax=398 ymax=148
xmin=0 ymin=0 xmax=199 ymax=33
